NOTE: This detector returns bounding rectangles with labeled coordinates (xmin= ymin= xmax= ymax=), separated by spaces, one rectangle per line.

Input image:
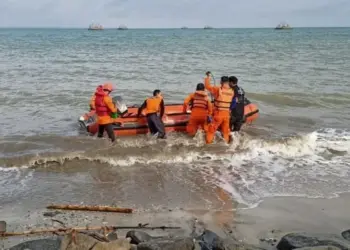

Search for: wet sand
xmin=234 ymin=193 xmax=350 ymax=246
xmin=3 ymin=193 xmax=350 ymax=249
xmin=1 ymin=162 xmax=238 ymax=249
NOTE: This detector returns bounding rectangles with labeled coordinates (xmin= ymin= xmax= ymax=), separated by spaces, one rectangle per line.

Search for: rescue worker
xmin=204 ymin=72 xmax=234 ymax=144
xmin=229 ymin=76 xmax=245 ymax=131
xmin=94 ymin=83 xmax=118 ymax=142
xmin=183 ymin=83 xmax=213 ymax=136
xmin=137 ymin=89 xmax=166 ymax=139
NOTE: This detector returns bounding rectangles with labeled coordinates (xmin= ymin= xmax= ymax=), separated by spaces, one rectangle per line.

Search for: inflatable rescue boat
xmin=79 ymin=96 xmax=259 ymax=137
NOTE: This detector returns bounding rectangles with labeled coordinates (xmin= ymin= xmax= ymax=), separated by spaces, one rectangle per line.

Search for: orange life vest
xmin=145 ymin=96 xmax=162 ymax=115
xmin=214 ymin=87 xmax=234 ymax=111
xmin=191 ymin=91 xmax=209 ymax=110
xmin=94 ymin=87 xmax=111 ymax=116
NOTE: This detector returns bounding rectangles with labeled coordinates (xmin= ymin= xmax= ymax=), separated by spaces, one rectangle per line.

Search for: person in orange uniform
xmin=94 ymin=83 xmax=118 ymax=142
xmin=204 ymin=72 xmax=234 ymax=144
xmin=137 ymin=89 xmax=166 ymax=139
xmin=183 ymin=83 xmax=213 ymax=136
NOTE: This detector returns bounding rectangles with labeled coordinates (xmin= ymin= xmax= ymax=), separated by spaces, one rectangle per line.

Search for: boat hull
xmin=79 ymin=101 xmax=259 ymax=137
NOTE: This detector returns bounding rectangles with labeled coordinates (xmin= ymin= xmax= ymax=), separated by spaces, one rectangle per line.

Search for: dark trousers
xmin=147 ymin=113 xmax=166 ymax=139
xmin=98 ymin=124 xmax=116 ymax=142
xmin=230 ymin=103 xmax=245 ymax=132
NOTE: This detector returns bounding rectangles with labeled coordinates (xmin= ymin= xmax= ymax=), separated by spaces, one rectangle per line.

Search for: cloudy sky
xmin=0 ymin=0 xmax=349 ymax=28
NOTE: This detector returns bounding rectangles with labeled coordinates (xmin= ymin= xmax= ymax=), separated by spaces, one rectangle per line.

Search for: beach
xmin=1 ymin=27 xmax=350 ymax=249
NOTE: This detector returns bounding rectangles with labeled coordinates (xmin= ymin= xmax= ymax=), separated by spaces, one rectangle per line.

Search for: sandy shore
xmin=3 ymin=191 xmax=350 ymax=249
xmin=234 ymin=193 xmax=350 ymax=246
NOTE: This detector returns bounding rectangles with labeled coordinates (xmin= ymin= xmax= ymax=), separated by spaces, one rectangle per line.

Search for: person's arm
xmin=204 ymin=75 xmax=219 ymax=97
xmin=183 ymin=93 xmax=194 ymax=112
xmin=104 ymin=96 xmax=117 ymax=118
xmin=104 ymin=96 xmax=117 ymax=113
xmin=230 ymin=96 xmax=237 ymax=110
xmin=159 ymin=99 xmax=165 ymax=118
xmin=233 ymin=86 xmax=238 ymax=100
xmin=137 ymin=100 xmax=147 ymax=117
xmin=207 ymin=98 xmax=213 ymax=116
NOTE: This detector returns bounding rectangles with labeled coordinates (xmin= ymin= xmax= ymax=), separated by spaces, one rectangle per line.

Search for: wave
xmin=248 ymin=92 xmax=350 ymax=108
xmin=1 ymin=128 xmax=349 ymax=208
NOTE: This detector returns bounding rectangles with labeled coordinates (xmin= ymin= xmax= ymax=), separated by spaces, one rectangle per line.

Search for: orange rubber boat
xmin=79 ymin=96 xmax=259 ymax=137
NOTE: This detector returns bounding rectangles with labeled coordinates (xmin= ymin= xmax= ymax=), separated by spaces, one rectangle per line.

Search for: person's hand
xmin=110 ymin=113 xmax=118 ymax=119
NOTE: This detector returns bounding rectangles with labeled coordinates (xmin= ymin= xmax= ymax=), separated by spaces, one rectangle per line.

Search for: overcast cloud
xmin=0 ymin=0 xmax=349 ymax=28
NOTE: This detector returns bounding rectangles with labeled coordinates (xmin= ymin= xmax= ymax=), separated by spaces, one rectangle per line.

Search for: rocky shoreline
xmin=3 ymin=218 xmax=350 ymax=250
xmin=3 ymin=194 xmax=350 ymax=250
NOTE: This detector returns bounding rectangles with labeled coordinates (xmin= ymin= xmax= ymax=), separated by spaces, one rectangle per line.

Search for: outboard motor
xmin=78 ymin=113 xmax=97 ymax=131
xmin=112 ymin=96 xmax=128 ymax=116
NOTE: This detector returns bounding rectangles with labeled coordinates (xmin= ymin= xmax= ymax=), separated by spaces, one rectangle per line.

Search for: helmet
xmin=102 ymin=83 xmax=114 ymax=92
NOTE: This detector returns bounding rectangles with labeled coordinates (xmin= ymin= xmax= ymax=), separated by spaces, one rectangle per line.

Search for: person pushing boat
xmin=183 ymin=83 xmax=213 ymax=136
xmin=229 ymin=76 xmax=245 ymax=132
xmin=137 ymin=89 xmax=167 ymax=139
xmin=93 ymin=83 xmax=118 ymax=142
xmin=204 ymin=72 xmax=234 ymax=144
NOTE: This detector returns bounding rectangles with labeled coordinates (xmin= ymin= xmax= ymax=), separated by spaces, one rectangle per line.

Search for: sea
xmin=1 ymin=28 xmax=350 ymax=224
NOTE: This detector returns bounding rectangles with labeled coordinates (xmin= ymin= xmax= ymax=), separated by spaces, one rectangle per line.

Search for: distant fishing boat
xmin=117 ymin=25 xmax=128 ymax=30
xmin=204 ymin=26 xmax=213 ymax=29
xmin=181 ymin=26 xmax=188 ymax=29
xmin=88 ymin=23 xmax=103 ymax=30
xmin=275 ymin=22 xmax=292 ymax=30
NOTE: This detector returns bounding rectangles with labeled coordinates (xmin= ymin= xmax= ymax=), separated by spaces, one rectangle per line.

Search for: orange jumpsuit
xmin=183 ymin=90 xmax=213 ymax=136
xmin=204 ymin=77 xmax=234 ymax=144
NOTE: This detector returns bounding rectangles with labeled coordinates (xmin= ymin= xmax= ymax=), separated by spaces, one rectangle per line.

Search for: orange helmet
xmin=102 ymin=83 xmax=114 ymax=92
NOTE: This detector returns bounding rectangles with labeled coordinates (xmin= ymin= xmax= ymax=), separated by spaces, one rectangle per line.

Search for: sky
xmin=0 ymin=0 xmax=349 ymax=28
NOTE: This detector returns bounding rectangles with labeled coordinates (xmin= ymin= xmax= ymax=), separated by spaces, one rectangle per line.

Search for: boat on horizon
xmin=204 ymin=26 xmax=213 ymax=29
xmin=88 ymin=23 xmax=103 ymax=30
xmin=275 ymin=22 xmax=292 ymax=30
xmin=117 ymin=25 xmax=128 ymax=30
xmin=181 ymin=26 xmax=188 ymax=29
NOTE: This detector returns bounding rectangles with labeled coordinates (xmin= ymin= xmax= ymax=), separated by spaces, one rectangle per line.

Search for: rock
xmin=0 ymin=220 xmax=6 ymax=233
xmin=215 ymin=238 xmax=265 ymax=250
xmin=341 ymin=229 xmax=350 ymax=241
xmin=60 ymin=233 xmax=132 ymax=250
xmin=197 ymin=230 xmax=221 ymax=250
xmin=296 ymin=247 xmax=341 ymax=250
xmin=9 ymin=238 xmax=61 ymax=250
xmin=126 ymin=230 xmax=153 ymax=244
xmin=276 ymin=233 xmax=350 ymax=250
xmin=195 ymin=230 xmax=263 ymax=250
xmin=137 ymin=237 xmax=194 ymax=250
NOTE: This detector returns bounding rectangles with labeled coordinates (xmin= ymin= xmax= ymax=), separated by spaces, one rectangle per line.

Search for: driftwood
xmin=0 ymin=225 xmax=181 ymax=238
xmin=46 ymin=204 xmax=133 ymax=213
